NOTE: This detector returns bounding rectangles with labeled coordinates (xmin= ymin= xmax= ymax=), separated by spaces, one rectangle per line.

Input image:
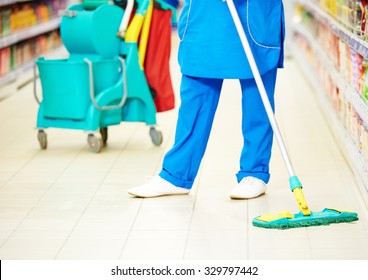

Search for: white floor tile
xmin=249 ymin=249 xmax=313 ymax=260
xmin=56 ymin=238 xmax=126 ymax=260
xmin=184 ymin=238 xmax=248 ymax=260
xmin=120 ymin=238 xmax=186 ymax=260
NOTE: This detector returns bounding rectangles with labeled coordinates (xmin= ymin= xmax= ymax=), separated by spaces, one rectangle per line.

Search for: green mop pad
xmin=252 ymin=208 xmax=358 ymax=230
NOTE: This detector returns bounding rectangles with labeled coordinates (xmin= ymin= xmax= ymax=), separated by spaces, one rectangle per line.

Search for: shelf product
xmin=293 ymin=0 xmax=368 ymax=192
xmin=0 ymin=0 xmax=67 ymax=86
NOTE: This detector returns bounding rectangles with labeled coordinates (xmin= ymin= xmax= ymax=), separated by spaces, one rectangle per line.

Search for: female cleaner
xmin=128 ymin=0 xmax=285 ymax=199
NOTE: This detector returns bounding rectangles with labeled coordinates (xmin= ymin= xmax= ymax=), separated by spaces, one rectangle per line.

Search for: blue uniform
xmin=178 ymin=0 xmax=285 ymax=79
xmin=159 ymin=0 xmax=285 ymax=189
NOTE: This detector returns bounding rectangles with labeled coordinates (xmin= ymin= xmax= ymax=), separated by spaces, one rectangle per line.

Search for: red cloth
xmin=144 ymin=8 xmax=175 ymax=112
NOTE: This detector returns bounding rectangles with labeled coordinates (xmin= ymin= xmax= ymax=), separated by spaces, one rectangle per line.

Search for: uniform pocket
xmin=177 ymin=0 xmax=193 ymax=42
xmin=247 ymin=0 xmax=283 ymax=49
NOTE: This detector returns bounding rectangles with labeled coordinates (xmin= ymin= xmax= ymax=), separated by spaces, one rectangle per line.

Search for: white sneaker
xmin=229 ymin=176 xmax=267 ymax=199
xmin=128 ymin=176 xmax=190 ymax=198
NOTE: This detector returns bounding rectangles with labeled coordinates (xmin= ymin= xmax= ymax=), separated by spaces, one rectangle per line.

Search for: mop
xmin=225 ymin=0 xmax=358 ymax=229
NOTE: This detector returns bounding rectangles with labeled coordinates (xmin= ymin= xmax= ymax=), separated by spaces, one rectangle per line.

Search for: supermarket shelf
xmin=295 ymin=0 xmax=368 ymax=59
xmin=0 ymin=0 xmax=17 ymax=7
xmin=292 ymin=0 xmax=368 ymax=201
xmin=0 ymin=0 xmax=35 ymax=7
xmin=0 ymin=17 xmax=61 ymax=49
xmin=0 ymin=60 xmax=34 ymax=86
xmin=292 ymin=45 xmax=368 ymax=202
xmin=294 ymin=23 xmax=368 ymax=127
xmin=0 ymin=46 xmax=65 ymax=87
xmin=0 ymin=0 xmax=35 ymax=8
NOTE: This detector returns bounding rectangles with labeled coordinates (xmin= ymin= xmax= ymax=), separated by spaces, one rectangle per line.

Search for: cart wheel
xmin=100 ymin=127 xmax=108 ymax=146
xmin=87 ymin=134 xmax=103 ymax=153
xmin=149 ymin=127 xmax=163 ymax=146
xmin=37 ymin=130 xmax=47 ymax=150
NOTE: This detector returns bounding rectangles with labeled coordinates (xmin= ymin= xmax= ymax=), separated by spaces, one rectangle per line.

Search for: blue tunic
xmin=177 ymin=0 xmax=285 ymax=79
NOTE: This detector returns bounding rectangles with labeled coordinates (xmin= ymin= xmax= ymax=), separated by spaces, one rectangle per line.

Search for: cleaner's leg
xmin=128 ymin=75 xmax=223 ymax=197
xmin=237 ymin=68 xmax=277 ymax=182
xmin=160 ymin=75 xmax=223 ymax=189
xmin=230 ymin=68 xmax=278 ymax=199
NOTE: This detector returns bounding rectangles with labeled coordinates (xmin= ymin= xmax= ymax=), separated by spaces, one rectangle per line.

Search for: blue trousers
xmin=159 ymin=68 xmax=278 ymax=189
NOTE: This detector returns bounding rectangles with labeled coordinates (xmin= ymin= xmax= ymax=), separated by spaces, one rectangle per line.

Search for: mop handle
xmin=117 ymin=0 xmax=135 ymax=38
xmin=227 ymin=0 xmax=310 ymax=216
xmin=225 ymin=0 xmax=295 ymax=178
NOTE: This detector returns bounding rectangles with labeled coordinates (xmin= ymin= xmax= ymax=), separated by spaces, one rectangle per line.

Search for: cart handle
xmin=84 ymin=57 xmax=128 ymax=111
xmin=33 ymin=59 xmax=42 ymax=105
xmin=58 ymin=10 xmax=78 ymax=18
xmin=117 ymin=0 xmax=135 ymax=39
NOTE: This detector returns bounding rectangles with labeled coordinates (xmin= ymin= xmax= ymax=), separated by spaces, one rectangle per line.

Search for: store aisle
xmin=0 ymin=33 xmax=368 ymax=260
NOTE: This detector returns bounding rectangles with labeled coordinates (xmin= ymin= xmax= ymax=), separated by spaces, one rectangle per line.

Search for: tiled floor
xmin=1 ymin=33 xmax=368 ymax=260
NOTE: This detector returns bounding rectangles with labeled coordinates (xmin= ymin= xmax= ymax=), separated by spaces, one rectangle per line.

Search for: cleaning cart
xmin=34 ymin=0 xmax=169 ymax=152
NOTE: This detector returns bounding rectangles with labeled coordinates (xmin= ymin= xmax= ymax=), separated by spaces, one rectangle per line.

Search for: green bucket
xmin=37 ymin=58 xmax=122 ymax=120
